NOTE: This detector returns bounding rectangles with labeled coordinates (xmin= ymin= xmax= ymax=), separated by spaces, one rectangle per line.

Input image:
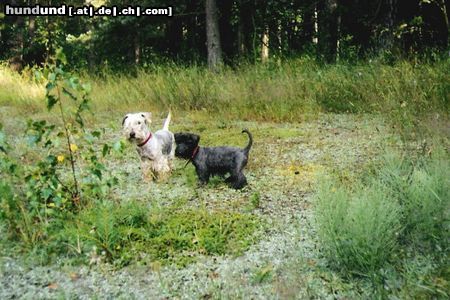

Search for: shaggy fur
xmin=174 ymin=129 xmax=253 ymax=189
xmin=122 ymin=112 xmax=174 ymax=182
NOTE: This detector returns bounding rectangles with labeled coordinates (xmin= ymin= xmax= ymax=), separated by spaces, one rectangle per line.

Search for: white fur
xmin=122 ymin=112 xmax=175 ymax=182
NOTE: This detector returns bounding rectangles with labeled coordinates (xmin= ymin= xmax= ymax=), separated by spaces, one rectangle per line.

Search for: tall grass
xmin=0 ymin=65 xmax=44 ymax=111
xmin=379 ymin=149 xmax=450 ymax=251
xmin=315 ymin=148 xmax=450 ymax=295
xmin=315 ymin=180 xmax=402 ymax=275
xmin=1 ymin=58 xmax=448 ymax=121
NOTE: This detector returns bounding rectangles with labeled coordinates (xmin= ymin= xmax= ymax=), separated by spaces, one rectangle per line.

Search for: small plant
xmin=251 ymin=263 xmax=273 ymax=284
xmin=0 ymin=51 xmax=121 ymax=257
xmin=250 ymin=192 xmax=261 ymax=209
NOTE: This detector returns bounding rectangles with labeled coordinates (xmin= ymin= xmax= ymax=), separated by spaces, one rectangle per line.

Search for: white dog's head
xmin=122 ymin=112 xmax=152 ymax=144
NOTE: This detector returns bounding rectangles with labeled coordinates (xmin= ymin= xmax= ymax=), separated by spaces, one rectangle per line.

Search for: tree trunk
xmin=9 ymin=0 xmax=24 ymax=71
xmin=206 ymin=0 xmax=222 ymax=71
xmin=313 ymin=4 xmax=318 ymax=44
xmin=186 ymin=0 xmax=206 ymax=60
xmin=438 ymin=0 xmax=449 ymax=48
xmin=379 ymin=0 xmax=396 ymax=52
xmin=302 ymin=0 xmax=315 ymax=45
xmin=218 ymin=0 xmax=234 ymax=63
xmin=166 ymin=17 xmax=183 ymax=57
xmin=318 ymin=0 xmax=339 ymax=63
xmin=261 ymin=26 xmax=269 ymax=62
xmin=134 ymin=32 xmax=141 ymax=65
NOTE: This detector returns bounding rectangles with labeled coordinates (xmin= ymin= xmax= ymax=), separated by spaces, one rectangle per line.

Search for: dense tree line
xmin=0 ymin=0 xmax=448 ymax=71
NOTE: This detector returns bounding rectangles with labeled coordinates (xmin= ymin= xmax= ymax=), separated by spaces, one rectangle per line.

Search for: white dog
xmin=122 ymin=112 xmax=174 ymax=182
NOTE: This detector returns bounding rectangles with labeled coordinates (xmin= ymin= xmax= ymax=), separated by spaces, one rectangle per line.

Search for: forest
xmin=1 ymin=0 xmax=449 ymax=70
xmin=0 ymin=1 xmax=449 ymax=299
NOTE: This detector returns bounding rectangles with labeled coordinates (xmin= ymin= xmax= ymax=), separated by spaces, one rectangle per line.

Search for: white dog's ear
xmin=122 ymin=114 xmax=129 ymax=126
xmin=141 ymin=112 xmax=152 ymax=124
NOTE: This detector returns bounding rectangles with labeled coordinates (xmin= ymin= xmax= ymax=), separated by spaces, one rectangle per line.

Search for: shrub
xmin=0 ymin=56 xmax=122 ymax=258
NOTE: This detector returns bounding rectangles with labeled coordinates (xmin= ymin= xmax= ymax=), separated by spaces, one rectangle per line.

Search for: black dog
xmin=174 ymin=129 xmax=253 ymax=189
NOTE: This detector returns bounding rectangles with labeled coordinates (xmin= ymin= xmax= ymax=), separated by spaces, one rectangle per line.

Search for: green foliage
xmin=64 ymin=201 xmax=261 ymax=267
xmin=0 ymin=59 xmax=121 ymax=257
xmin=378 ymin=149 xmax=450 ymax=251
xmin=249 ymin=192 xmax=261 ymax=209
xmin=315 ymin=179 xmax=402 ymax=275
xmin=315 ymin=148 xmax=450 ymax=296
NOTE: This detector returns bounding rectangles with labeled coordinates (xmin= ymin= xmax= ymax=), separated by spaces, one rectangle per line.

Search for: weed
xmin=250 ymin=192 xmax=261 ymax=209
xmin=251 ymin=264 xmax=274 ymax=284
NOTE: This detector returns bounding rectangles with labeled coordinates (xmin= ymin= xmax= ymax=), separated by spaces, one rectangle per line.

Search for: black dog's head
xmin=174 ymin=132 xmax=200 ymax=159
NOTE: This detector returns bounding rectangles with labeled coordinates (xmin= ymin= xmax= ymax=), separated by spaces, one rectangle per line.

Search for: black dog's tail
xmin=241 ymin=129 xmax=253 ymax=154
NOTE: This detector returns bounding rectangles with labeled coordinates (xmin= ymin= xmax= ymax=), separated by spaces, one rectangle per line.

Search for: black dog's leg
xmin=196 ymin=166 xmax=210 ymax=185
xmin=231 ymin=173 xmax=247 ymax=189
xmin=228 ymin=162 xmax=247 ymax=189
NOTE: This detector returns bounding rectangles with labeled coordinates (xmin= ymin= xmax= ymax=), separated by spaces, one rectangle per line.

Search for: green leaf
xmin=113 ymin=141 xmax=124 ymax=152
xmin=55 ymin=48 xmax=67 ymax=65
xmin=102 ymin=144 xmax=111 ymax=157
xmin=82 ymin=83 xmax=92 ymax=93
xmin=46 ymin=82 xmax=56 ymax=92
xmin=92 ymin=169 xmax=102 ymax=180
xmin=46 ymin=95 xmax=58 ymax=110
xmin=48 ymin=72 xmax=56 ymax=82
xmin=75 ymin=113 xmax=84 ymax=127
xmin=34 ymin=70 xmax=42 ymax=81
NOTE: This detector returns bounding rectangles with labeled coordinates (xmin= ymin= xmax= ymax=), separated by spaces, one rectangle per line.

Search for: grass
xmin=316 ymin=179 xmax=402 ymax=275
xmin=64 ymin=200 xmax=262 ymax=267
xmin=1 ymin=58 xmax=448 ymax=123
xmin=0 ymin=58 xmax=449 ymax=298
xmin=315 ymin=148 xmax=449 ymax=297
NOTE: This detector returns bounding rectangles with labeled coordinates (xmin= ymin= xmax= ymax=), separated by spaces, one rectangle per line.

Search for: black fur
xmin=174 ymin=129 xmax=253 ymax=189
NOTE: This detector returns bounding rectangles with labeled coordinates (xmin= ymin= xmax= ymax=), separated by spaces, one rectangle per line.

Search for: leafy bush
xmin=0 ymin=56 xmax=122 ymax=258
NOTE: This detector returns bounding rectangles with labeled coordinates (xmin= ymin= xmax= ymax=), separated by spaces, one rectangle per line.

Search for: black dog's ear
xmin=191 ymin=134 xmax=200 ymax=145
xmin=174 ymin=132 xmax=184 ymax=142
xmin=122 ymin=114 xmax=129 ymax=126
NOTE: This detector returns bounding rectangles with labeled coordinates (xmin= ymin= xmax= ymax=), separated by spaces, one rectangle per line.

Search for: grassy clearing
xmin=0 ymin=59 xmax=449 ymax=298
xmin=315 ymin=148 xmax=450 ymax=297
xmin=1 ymin=58 xmax=448 ymax=122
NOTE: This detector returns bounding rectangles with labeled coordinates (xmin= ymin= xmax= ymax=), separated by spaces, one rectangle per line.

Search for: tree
xmin=378 ymin=0 xmax=397 ymax=52
xmin=318 ymin=0 xmax=340 ymax=62
xmin=206 ymin=0 xmax=222 ymax=70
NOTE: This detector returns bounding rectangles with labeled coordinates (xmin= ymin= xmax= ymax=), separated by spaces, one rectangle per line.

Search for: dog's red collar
xmin=184 ymin=146 xmax=200 ymax=169
xmin=138 ymin=133 xmax=152 ymax=147
xmin=191 ymin=146 xmax=200 ymax=159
